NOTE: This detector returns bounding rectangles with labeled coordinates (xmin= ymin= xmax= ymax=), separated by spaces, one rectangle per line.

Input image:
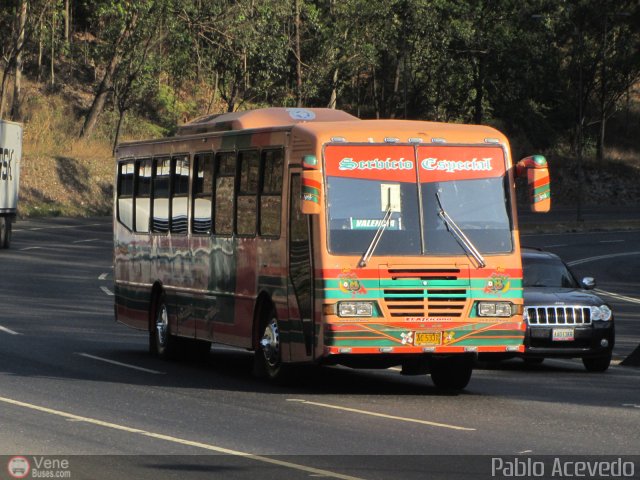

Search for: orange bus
xmin=114 ymin=107 xmax=550 ymax=390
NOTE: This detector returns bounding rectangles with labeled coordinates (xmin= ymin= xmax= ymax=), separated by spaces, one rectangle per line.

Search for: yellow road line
xmin=287 ymin=399 xmax=476 ymax=431
xmin=0 ymin=396 xmax=364 ymax=480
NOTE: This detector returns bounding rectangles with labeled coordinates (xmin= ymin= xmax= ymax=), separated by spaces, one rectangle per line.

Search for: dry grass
xmin=19 ymin=82 xmax=114 ymax=217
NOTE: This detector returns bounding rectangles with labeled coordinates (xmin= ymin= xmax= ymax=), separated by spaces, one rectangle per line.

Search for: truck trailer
xmin=0 ymin=119 xmax=22 ymax=248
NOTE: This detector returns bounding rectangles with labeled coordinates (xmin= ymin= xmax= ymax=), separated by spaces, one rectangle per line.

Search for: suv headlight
xmin=338 ymin=301 xmax=374 ymax=317
xmin=477 ymin=301 xmax=515 ymax=317
xmin=591 ymin=305 xmax=612 ymax=321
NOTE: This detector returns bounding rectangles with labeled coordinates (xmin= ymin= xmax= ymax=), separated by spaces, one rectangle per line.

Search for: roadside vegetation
xmin=0 ymin=0 xmax=639 ymax=217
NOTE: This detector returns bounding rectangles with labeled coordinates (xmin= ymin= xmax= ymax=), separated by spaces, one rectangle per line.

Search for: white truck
xmin=0 ymin=119 xmax=22 ymax=248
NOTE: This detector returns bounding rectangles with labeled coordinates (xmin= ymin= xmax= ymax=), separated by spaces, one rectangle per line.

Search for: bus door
xmin=287 ymin=172 xmax=314 ymax=361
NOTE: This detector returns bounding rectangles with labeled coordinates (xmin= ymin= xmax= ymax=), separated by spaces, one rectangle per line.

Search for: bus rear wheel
xmin=430 ymin=354 xmax=474 ymax=391
xmin=150 ymin=294 xmax=179 ymax=359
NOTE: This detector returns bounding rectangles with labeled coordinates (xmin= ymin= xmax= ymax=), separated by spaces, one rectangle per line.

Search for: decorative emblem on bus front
xmin=338 ymin=269 xmax=367 ymax=295
xmin=401 ymin=331 xmax=413 ymax=345
xmin=484 ymin=268 xmax=511 ymax=295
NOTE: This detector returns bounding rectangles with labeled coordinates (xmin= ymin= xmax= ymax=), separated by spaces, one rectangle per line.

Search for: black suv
xmin=521 ymin=248 xmax=615 ymax=371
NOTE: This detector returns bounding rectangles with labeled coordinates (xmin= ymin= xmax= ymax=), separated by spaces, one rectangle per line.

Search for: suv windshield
xmin=325 ymin=144 xmax=513 ymax=256
xmin=522 ymin=254 xmax=580 ymax=288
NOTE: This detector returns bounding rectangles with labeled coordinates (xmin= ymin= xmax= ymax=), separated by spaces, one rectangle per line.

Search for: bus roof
xmin=292 ymin=119 xmax=509 ymax=146
xmin=177 ymin=107 xmax=358 ymax=135
xmin=119 ymin=107 xmax=508 ymax=152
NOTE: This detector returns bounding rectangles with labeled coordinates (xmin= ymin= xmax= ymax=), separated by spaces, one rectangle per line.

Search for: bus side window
xmin=259 ymin=149 xmax=283 ymax=237
xmin=236 ymin=150 xmax=259 ymax=236
xmin=171 ymin=155 xmax=189 ymax=234
xmin=135 ymin=158 xmax=152 ymax=233
xmin=214 ymin=152 xmax=236 ymax=235
xmin=192 ymin=152 xmax=213 ymax=234
xmin=117 ymin=161 xmax=135 ymax=230
xmin=152 ymin=157 xmax=171 ymax=233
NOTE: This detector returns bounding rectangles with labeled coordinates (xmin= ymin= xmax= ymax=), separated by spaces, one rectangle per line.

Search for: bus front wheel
xmin=430 ymin=354 xmax=474 ymax=391
xmin=150 ymin=294 xmax=178 ymax=359
xmin=254 ymin=309 xmax=293 ymax=383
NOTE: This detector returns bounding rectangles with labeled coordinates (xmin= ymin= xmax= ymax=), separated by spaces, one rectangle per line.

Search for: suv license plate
xmin=552 ymin=328 xmax=574 ymax=341
xmin=414 ymin=332 xmax=442 ymax=346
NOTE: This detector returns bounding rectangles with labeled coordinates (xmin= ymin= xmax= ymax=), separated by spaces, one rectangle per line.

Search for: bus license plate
xmin=552 ymin=328 xmax=574 ymax=341
xmin=414 ymin=332 xmax=442 ymax=346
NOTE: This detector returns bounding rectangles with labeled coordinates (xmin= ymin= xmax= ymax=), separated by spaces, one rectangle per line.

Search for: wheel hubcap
xmin=156 ymin=304 xmax=168 ymax=347
xmin=260 ymin=318 xmax=280 ymax=367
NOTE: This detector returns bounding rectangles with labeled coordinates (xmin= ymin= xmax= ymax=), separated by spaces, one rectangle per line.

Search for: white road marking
xmin=567 ymin=251 xmax=640 ymax=266
xmin=29 ymin=223 xmax=106 ymax=231
xmin=75 ymin=353 xmax=165 ymax=375
xmin=0 ymin=325 xmax=21 ymax=335
xmin=595 ymin=289 xmax=640 ymax=305
xmin=73 ymin=238 xmax=99 ymax=244
xmin=599 ymin=240 xmax=624 ymax=244
xmin=287 ymin=399 xmax=475 ymax=431
xmin=100 ymin=286 xmax=114 ymax=296
xmin=622 ymin=404 xmax=640 ymax=409
xmin=20 ymin=246 xmax=42 ymax=251
xmin=98 ymin=273 xmax=109 ymax=280
xmin=0 ymin=396 xmax=363 ymax=480
xmin=546 ymin=244 xmax=568 ymax=248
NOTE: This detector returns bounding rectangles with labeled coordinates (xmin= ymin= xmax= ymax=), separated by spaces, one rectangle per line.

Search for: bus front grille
xmin=380 ymin=267 xmax=469 ymax=319
xmin=382 ymin=288 xmax=467 ymax=318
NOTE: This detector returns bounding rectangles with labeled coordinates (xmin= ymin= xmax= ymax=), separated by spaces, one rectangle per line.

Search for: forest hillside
xmin=1 ymin=0 xmax=639 ymax=216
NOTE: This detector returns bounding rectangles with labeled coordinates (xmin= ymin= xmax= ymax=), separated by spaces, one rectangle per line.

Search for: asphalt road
xmin=0 ymin=218 xmax=638 ymax=480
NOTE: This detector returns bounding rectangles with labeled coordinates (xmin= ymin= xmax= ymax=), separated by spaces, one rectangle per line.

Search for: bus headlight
xmin=591 ymin=305 xmax=612 ymax=321
xmin=477 ymin=301 xmax=514 ymax=317
xmin=338 ymin=301 xmax=374 ymax=317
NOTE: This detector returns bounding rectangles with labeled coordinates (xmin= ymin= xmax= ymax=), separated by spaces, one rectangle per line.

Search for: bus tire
xmin=149 ymin=293 xmax=179 ymax=359
xmin=430 ymin=354 xmax=474 ymax=391
xmin=0 ymin=218 xmax=10 ymax=249
xmin=254 ymin=308 xmax=294 ymax=383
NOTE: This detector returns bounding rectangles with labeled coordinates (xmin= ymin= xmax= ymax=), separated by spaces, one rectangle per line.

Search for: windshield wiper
xmin=358 ymin=200 xmax=393 ymax=268
xmin=435 ymin=191 xmax=486 ymax=268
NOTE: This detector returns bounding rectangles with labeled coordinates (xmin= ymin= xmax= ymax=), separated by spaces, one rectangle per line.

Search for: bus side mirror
xmin=301 ymin=169 xmax=323 ymax=215
xmin=516 ymin=155 xmax=550 ymax=213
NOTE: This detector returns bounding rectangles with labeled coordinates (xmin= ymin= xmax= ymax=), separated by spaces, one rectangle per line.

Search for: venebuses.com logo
xmin=7 ymin=457 xmax=30 ymax=479
xmin=7 ymin=456 xmax=71 ymax=478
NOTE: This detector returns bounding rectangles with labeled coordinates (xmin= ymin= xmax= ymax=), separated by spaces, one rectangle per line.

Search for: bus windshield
xmin=325 ymin=144 xmax=513 ymax=256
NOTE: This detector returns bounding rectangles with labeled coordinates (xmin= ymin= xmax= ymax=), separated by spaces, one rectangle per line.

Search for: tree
xmin=10 ymin=0 xmax=27 ymax=121
xmin=79 ymin=2 xmax=142 ymax=138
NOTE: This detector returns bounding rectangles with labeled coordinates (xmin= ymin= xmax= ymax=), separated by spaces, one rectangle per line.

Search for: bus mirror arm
xmin=516 ymin=155 xmax=551 ymax=213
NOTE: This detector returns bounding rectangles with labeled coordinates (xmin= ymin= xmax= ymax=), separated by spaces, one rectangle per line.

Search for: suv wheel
xmin=582 ymin=352 xmax=612 ymax=372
